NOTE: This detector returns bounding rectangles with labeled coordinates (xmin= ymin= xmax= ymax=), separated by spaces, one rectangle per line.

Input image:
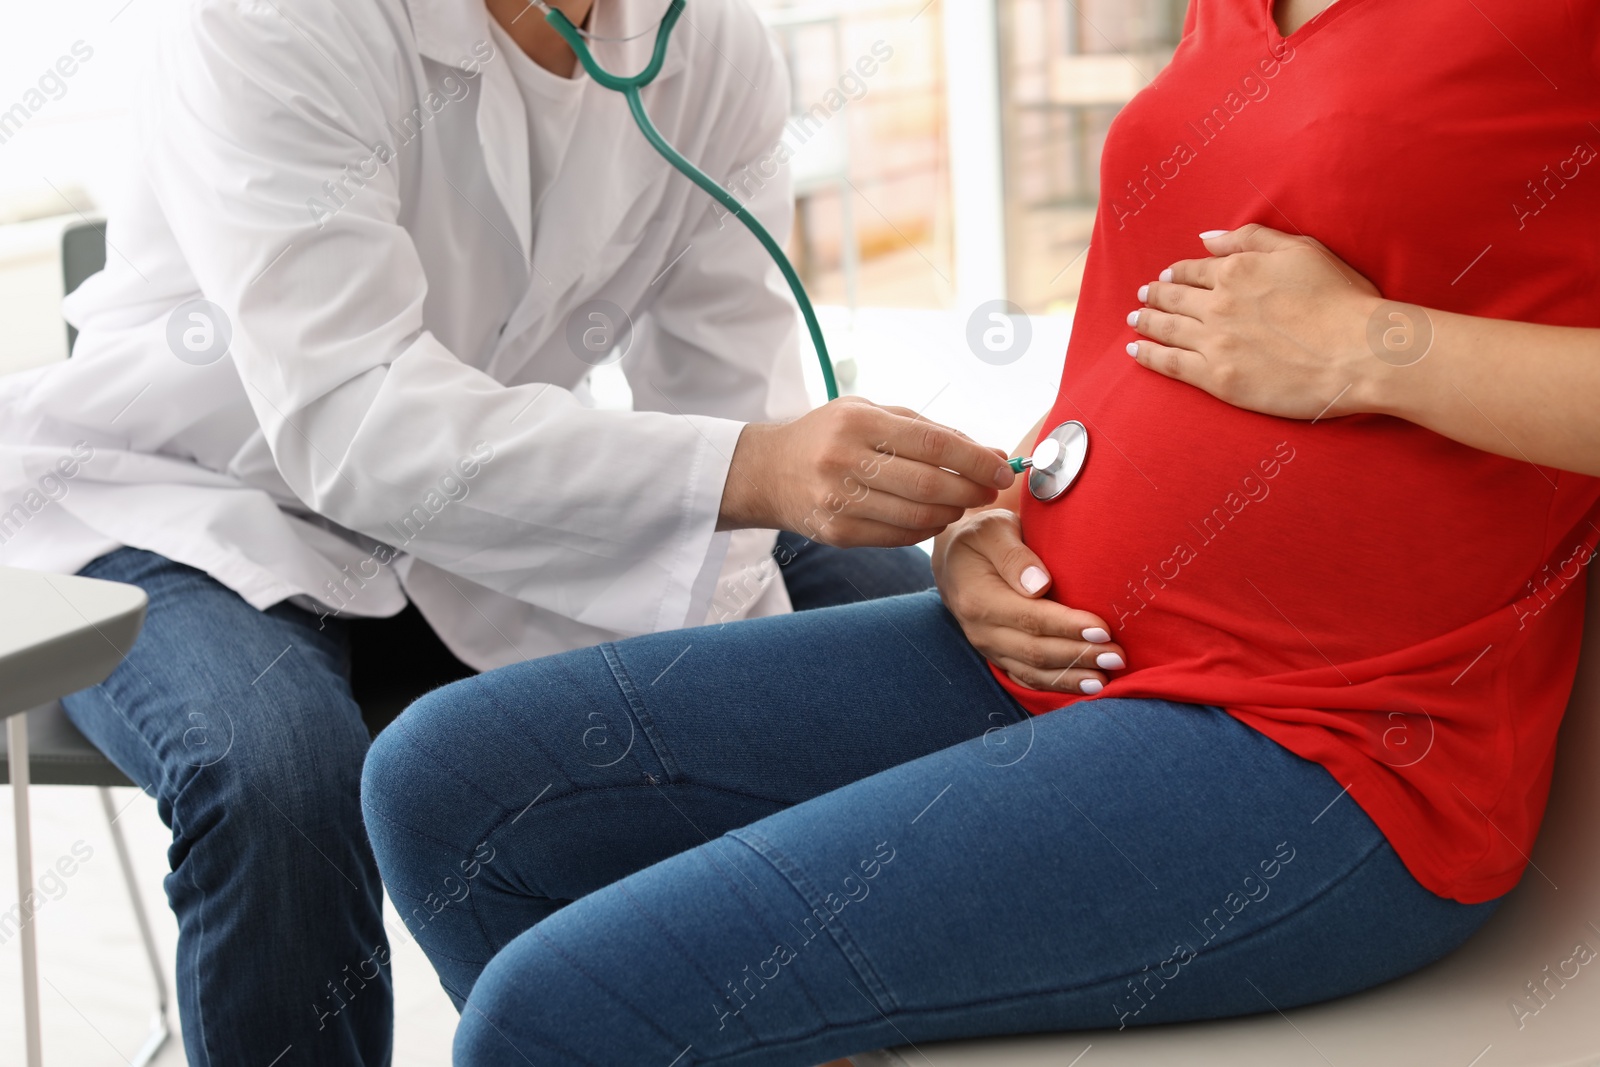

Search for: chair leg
xmin=98 ymin=788 xmax=171 ymax=1067
xmin=9 ymin=715 xmax=43 ymax=1067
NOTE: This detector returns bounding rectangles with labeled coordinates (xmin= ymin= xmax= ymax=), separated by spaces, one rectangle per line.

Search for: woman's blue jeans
xmin=60 ymin=534 xmax=930 ymax=1067
xmin=361 ymin=590 xmax=1503 ymax=1067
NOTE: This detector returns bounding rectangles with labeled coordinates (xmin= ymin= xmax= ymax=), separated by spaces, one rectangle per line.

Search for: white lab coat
xmin=0 ymin=0 xmax=811 ymax=670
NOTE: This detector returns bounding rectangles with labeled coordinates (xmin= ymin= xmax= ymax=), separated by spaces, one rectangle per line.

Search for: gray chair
xmin=0 ymin=219 xmax=172 ymax=1067
xmin=2 ymin=222 xmax=452 ymax=1064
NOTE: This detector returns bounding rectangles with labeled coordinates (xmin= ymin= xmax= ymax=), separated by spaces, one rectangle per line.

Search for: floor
xmin=0 ymin=784 xmax=458 ymax=1066
xmin=0 ymin=304 xmax=1071 ymax=1065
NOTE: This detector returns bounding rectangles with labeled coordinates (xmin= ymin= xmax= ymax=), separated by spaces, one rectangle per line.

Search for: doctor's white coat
xmin=0 ymin=0 xmax=812 ymax=669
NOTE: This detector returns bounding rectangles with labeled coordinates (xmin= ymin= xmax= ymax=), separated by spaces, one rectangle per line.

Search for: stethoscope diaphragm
xmin=1023 ymin=420 xmax=1089 ymax=501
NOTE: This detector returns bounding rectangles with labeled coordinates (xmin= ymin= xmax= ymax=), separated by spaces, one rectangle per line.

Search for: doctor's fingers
xmin=846 ymin=488 xmax=969 ymax=534
xmin=867 ymin=459 xmax=1005 ymax=513
xmin=877 ymin=409 xmax=1010 ymax=462
xmin=867 ymin=409 xmax=1017 ymax=491
xmin=805 ymin=516 xmax=949 ymax=550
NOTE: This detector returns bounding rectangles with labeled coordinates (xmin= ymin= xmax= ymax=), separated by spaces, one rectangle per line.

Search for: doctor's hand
xmin=932 ymin=509 xmax=1125 ymax=695
xmin=1128 ymin=224 xmax=1383 ymax=420
xmin=718 ymin=398 xmax=1015 ymax=548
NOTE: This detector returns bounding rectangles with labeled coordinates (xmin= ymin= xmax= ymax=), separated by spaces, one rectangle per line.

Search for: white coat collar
xmin=410 ymin=0 xmax=685 ymax=80
xmin=412 ymin=0 xmax=689 ymax=267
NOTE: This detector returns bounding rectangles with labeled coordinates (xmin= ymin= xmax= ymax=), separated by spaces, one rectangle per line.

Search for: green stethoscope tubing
xmin=543 ymin=0 xmax=840 ymax=401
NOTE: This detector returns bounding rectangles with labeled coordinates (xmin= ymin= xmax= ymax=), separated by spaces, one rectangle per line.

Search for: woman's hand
xmin=932 ymin=509 xmax=1125 ymax=695
xmin=1127 ymin=224 xmax=1384 ymax=420
xmin=720 ymin=398 xmax=1016 ymax=548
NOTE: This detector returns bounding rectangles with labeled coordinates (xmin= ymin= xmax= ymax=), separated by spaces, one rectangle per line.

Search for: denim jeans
xmin=62 ymin=538 xmax=929 ymax=1066
xmin=361 ymin=590 xmax=1502 ymax=1067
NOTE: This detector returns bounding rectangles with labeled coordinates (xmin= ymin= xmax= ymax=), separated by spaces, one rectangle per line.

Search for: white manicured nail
xmin=1137 ymin=283 xmax=1149 ymax=302
xmin=1199 ymin=229 xmax=1229 ymax=239
xmin=1126 ymin=310 xmax=1140 ymax=327
xmin=1096 ymin=652 xmax=1126 ymax=670
xmin=1082 ymin=627 xmax=1111 ymax=643
xmin=1080 ymin=678 xmax=1104 ymax=695
xmin=1159 ymin=267 xmax=1173 ymax=282
xmin=1020 ymin=566 xmax=1049 ymax=594
xmin=1125 ymin=342 xmax=1139 ymax=357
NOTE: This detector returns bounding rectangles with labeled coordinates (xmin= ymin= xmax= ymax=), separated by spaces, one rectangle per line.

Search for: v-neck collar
xmin=1262 ymin=0 xmax=1375 ymax=45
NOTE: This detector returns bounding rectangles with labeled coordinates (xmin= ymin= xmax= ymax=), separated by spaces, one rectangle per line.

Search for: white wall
xmin=0 ymin=0 xmax=159 ymax=376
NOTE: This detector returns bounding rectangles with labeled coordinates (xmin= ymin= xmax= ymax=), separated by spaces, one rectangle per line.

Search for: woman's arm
xmin=1361 ymin=310 xmax=1600 ymax=476
xmin=1128 ymin=225 xmax=1600 ymax=477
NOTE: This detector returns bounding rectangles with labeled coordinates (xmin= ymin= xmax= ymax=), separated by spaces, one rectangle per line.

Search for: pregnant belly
xmin=1019 ymin=396 xmax=1547 ymax=679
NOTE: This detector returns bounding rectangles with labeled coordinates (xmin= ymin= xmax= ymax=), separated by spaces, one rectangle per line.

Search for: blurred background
xmin=0 ymin=0 xmax=1187 ymax=376
xmin=0 ymin=0 xmax=1183 ymax=1062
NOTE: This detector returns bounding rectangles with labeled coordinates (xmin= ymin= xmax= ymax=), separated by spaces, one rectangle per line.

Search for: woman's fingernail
xmin=1020 ymin=566 xmax=1049 ymax=594
xmin=1082 ymin=627 xmax=1111 ymax=643
xmin=1126 ymin=309 xmax=1140 ymax=327
xmin=1199 ymin=229 xmax=1229 ymax=239
xmin=1159 ymin=267 xmax=1173 ymax=282
xmin=1125 ymin=342 xmax=1139 ymax=357
xmin=1080 ymin=678 xmax=1104 ymax=695
xmin=1137 ymin=283 xmax=1149 ymax=302
xmin=994 ymin=464 xmax=1016 ymax=489
xmin=1096 ymin=652 xmax=1126 ymax=670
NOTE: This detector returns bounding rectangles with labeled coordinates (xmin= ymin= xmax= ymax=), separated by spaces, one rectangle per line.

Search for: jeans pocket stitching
xmin=599 ymin=642 xmax=681 ymax=782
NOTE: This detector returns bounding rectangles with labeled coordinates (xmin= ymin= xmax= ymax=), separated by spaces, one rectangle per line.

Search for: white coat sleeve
xmin=143 ymin=0 xmax=748 ymax=638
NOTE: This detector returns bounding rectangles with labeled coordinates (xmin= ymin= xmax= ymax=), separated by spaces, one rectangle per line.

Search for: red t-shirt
xmin=1000 ymin=0 xmax=1600 ymax=903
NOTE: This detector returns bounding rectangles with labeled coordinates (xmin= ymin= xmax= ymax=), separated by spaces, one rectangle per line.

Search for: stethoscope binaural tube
xmin=537 ymin=0 xmax=841 ymax=401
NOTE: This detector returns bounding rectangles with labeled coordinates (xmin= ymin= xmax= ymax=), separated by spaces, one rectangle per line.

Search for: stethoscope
xmin=532 ymin=0 xmax=1088 ymax=503
xmin=1007 ymin=419 xmax=1089 ymax=502
xmin=533 ymin=0 xmax=838 ymax=396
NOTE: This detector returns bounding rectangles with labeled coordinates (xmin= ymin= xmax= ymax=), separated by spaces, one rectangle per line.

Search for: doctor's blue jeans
xmin=59 ymin=535 xmax=930 ymax=1067
xmin=361 ymin=590 xmax=1503 ymax=1067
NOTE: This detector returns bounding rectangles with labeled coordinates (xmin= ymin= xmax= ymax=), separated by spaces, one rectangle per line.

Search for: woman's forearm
xmin=1352 ymin=301 xmax=1600 ymax=477
xmin=1135 ymin=228 xmax=1600 ymax=477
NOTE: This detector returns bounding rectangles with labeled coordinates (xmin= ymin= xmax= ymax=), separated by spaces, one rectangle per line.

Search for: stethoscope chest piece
xmin=1027 ymin=420 xmax=1089 ymax=501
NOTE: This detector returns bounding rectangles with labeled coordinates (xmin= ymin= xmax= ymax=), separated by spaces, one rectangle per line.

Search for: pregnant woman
xmin=362 ymin=0 xmax=1600 ymax=1062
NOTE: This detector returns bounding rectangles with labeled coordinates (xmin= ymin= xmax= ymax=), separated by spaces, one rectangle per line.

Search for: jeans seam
xmin=376 ymin=720 xmax=518 ymax=953
xmin=1171 ymin=832 xmax=1392 ymax=966
xmin=367 ymin=777 xmax=794 ymax=862
xmin=908 ymin=834 xmax=1401 ymax=1016
xmin=614 ymin=883 xmax=763 ymax=1044
xmin=694 ymin=840 xmax=1460 ymax=1066
xmin=728 ymin=829 xmax=899 ymax=1014
xmin=180 ymin=860 xmax=217 ymax=1067
xmin=63 ymin=670 xmax=167 ymax=799
xmin=471 ymin=674 xmax=583 ymax=795
xmin=600 ymin=642 xmax=683 ymax=781
xmin=463 ymin=998 xmax=607 ymax=1067
xmin=396 ymin=694 xmax=568 ymax=824
xmin=678 ymin=836 xmax=835 ymax=1031
xmin=530 ymin=925 xmax=686 ymax=1052
xmin=367 ymin=722 xmax=511 ymax=856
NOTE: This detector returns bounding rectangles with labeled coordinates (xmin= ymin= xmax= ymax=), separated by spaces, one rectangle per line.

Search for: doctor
xmin=0 ymin=0 xmax=1013 ymax=1062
